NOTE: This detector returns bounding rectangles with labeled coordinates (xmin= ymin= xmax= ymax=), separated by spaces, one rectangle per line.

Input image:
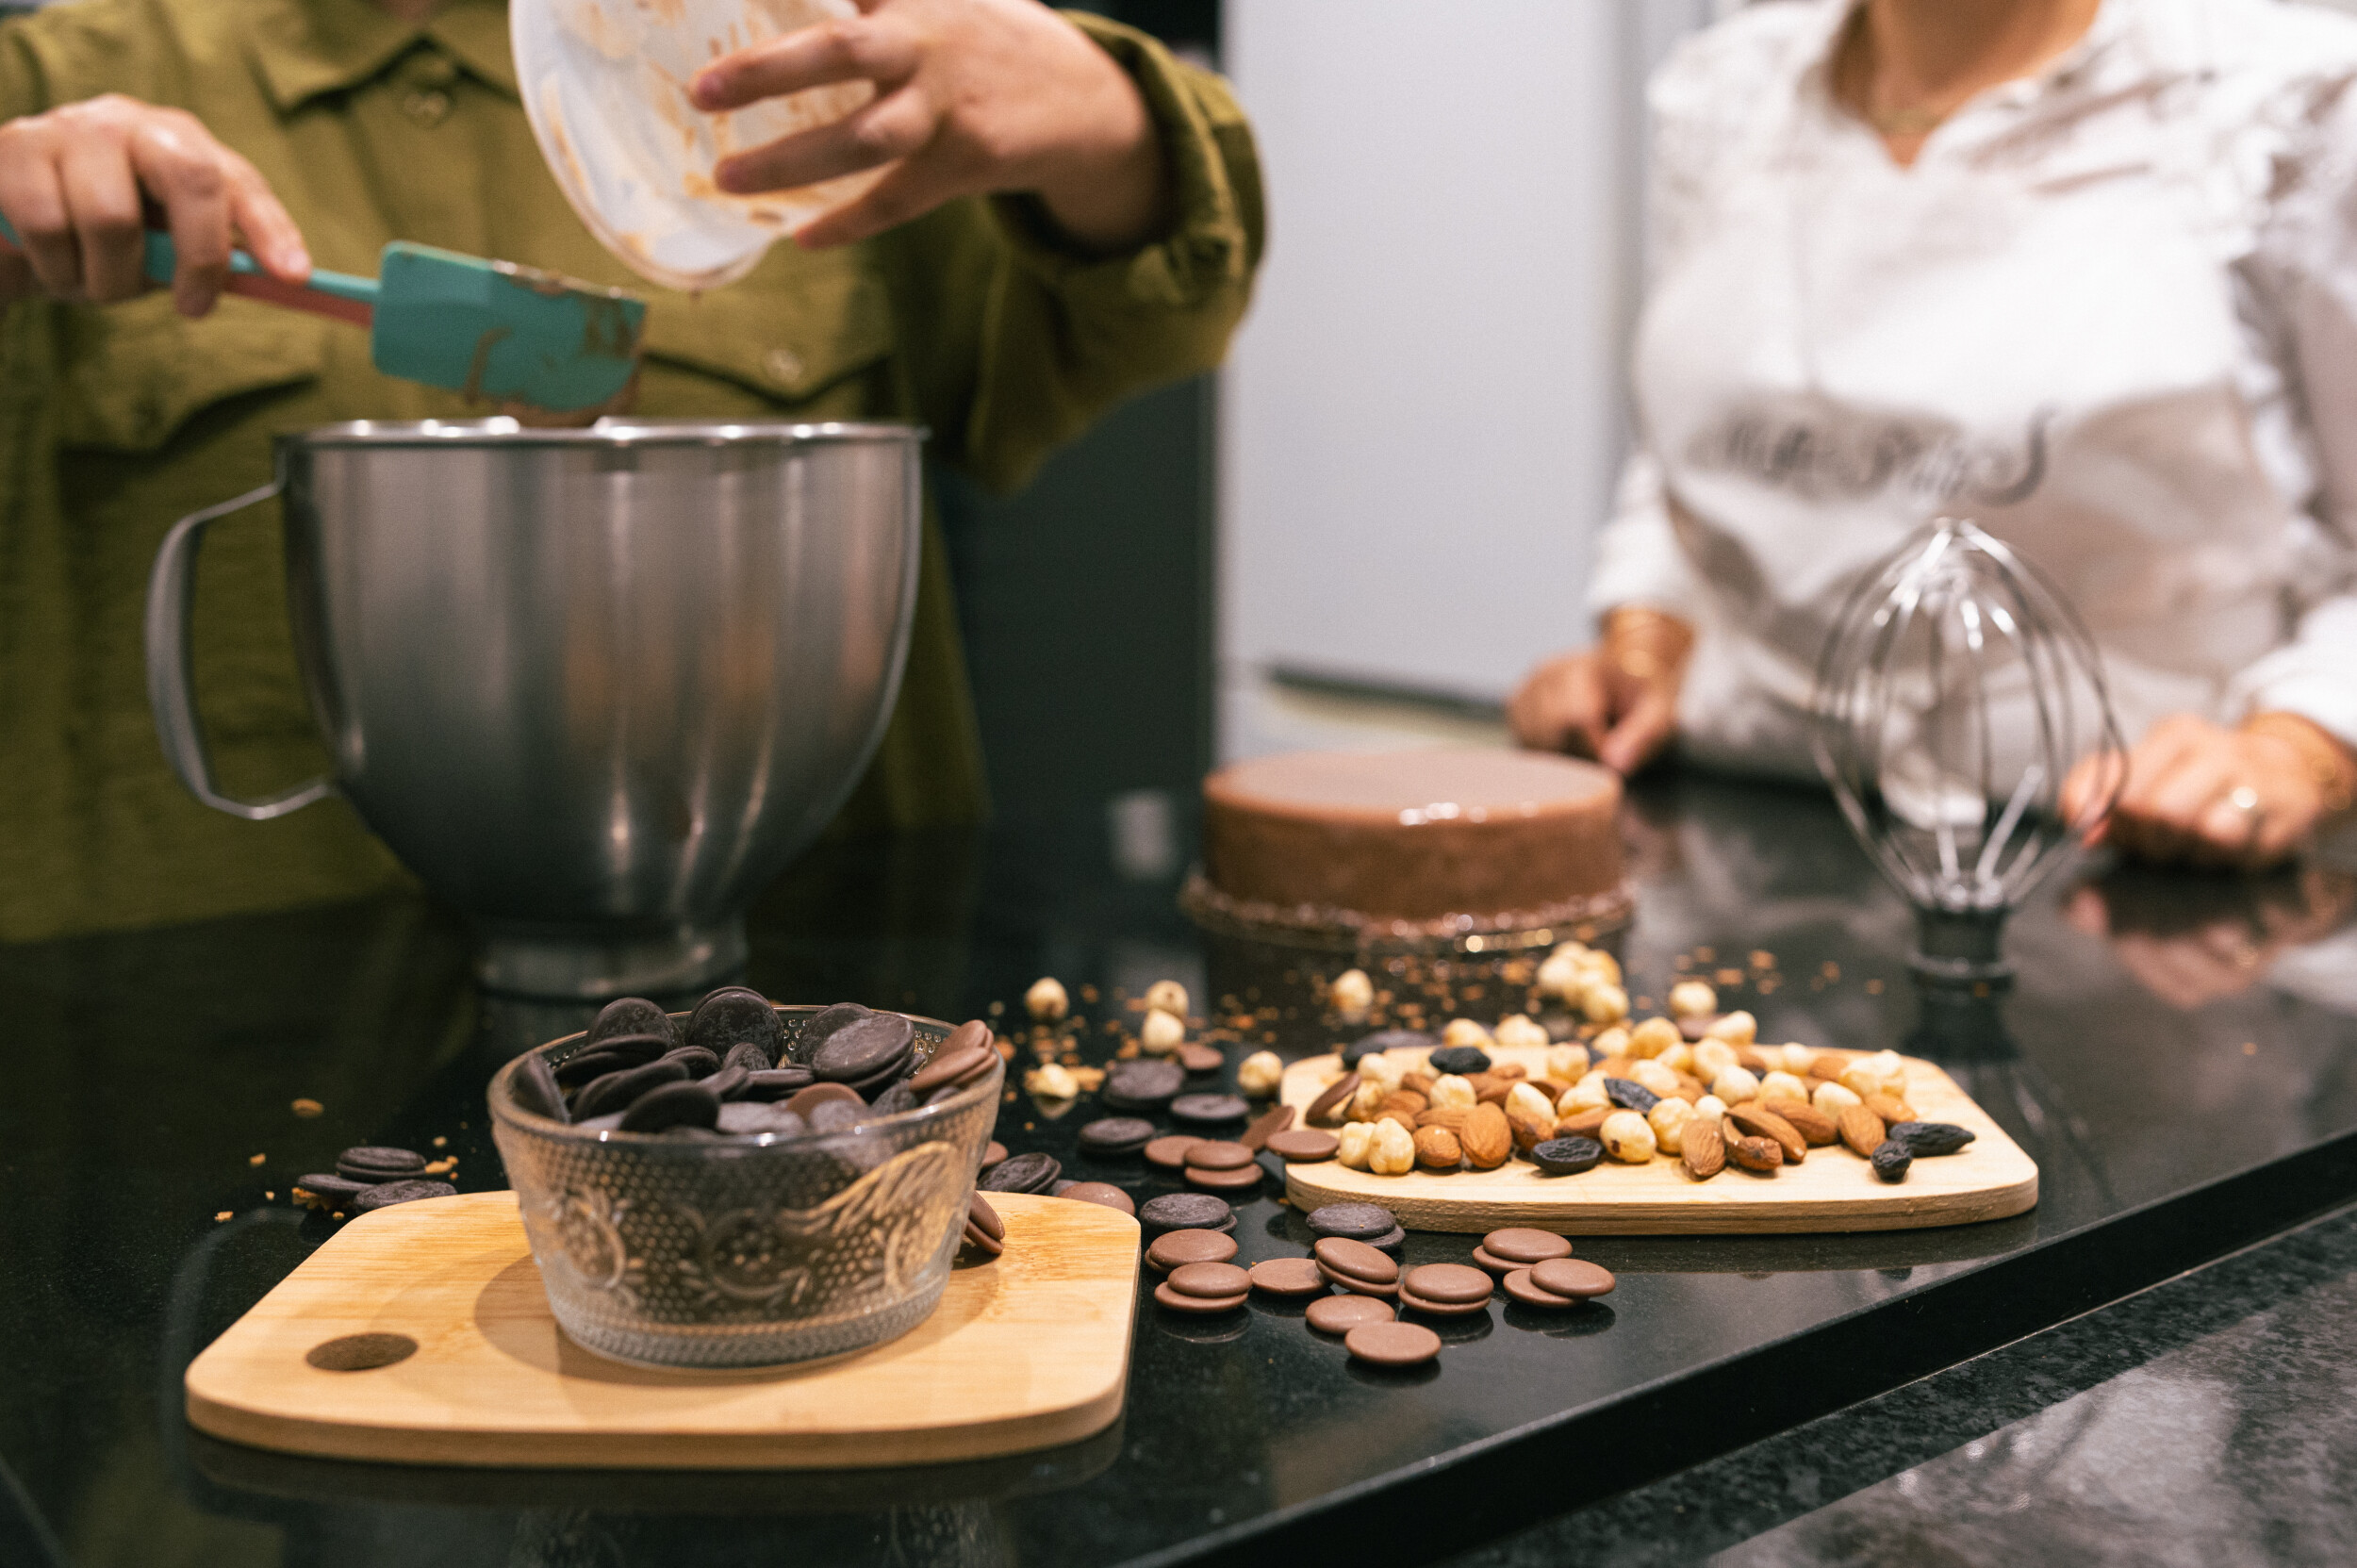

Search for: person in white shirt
xmin=1511 ymin=0 xmax=2357 ymax=871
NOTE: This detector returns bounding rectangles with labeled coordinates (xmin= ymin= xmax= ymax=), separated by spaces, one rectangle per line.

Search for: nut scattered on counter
xmin=1026 ymin=1062 xmax=1080 ymax=1099
xmin=1236 ymin=1049 xmax=1284 ymax=1097
xmin=1668 ymin=979 xmax=1718 ymax=1017
xmin=1139 ymin=1008 xmax=1186 ymax=1055
xmin=1143 ymin=980 xmax=1189 ymax=1017
xmin=1026 ymin=977 xmax=1069 ymax=1022
xmin=1330 ymin=967 xmax=1374 ymax=1015
xmin=1492 ymin=1013 xmax=1549 ymax=1051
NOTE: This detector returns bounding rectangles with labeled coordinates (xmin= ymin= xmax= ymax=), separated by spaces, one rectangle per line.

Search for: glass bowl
xmin=488 ymin=1006 xmax=1001 ymax=1367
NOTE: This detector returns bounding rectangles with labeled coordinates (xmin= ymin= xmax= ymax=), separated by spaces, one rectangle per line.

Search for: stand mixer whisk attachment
xmin=1813 ymin=518 xmax=2126 ymax=985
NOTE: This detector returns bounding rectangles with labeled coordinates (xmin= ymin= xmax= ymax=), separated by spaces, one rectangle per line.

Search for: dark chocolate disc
xmin=587 ymin=997 xmax=679 ymax=1049
xmin=684 ymin=987 xmax=783 ymax=1063
xmin=1305 ymin=1201 xmax=1396 ymax=1241
xmin=812 ymin=1013 xmax=916 ymax=1083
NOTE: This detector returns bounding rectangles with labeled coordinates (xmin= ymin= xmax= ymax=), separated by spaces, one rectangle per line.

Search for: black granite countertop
xmin=2 ymin=771 xmax=2354 ymax=1568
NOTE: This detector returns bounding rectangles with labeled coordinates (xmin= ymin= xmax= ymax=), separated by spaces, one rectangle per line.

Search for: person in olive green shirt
xmin=0 ymin=0 xmax=1263 ymax=945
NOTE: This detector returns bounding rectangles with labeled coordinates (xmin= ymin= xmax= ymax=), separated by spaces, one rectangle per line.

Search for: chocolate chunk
xmin=1344 ymin=1030 xmax=1433 ymax=1066
xmin=1102 ymin=1059 xmax=1184 ymax=1111
xmin=733 ymin=1066 xmax=815 ymax=1101
xmin=1076 ymin=1116 xmax=1158 ymax=1157
xmin=1887 ymin=1121 xmax=1975 ymax=1157
xmin=715 ymin=1100 xmax=807 ymax=1136
xmin=791 ymin=1001 xmax=873 ymax=1065
xmin=978 ymin=1151 xmax=1061 ymax=1195
xmin=1263 ymin=1130 xmax=1339 ymax=1163
xmin=572 ymin=1058 xmax=691 ymax=1120
xmin=1603 ymin=1077 xmax=1659 ymax=1114
xmin=1528 ymin=1257 xmax=1615 ymax=1299
xmin=813 ymin=1013 xmax=916 ymax=1083
xmin=1138 ymin=1192 xmax=1233 ymax=1238
xmin=350 ymin=1179 xmax=455 ymax=1213
xmin=619 ymin=1081 xmax=722 ymax=1133
xmin=1145 ymin=1228 xmax=1237 ymax=1272
xmin=1057 ymin=1181 xmax=1135 ymax=1214
xmin=721 ymin=1040 xmax=773 ymax=1076
xmin=1306 ymin=1202 xmax=1396 ymax=1242
xmin=1429 ymin=1045 xmax=1492 ymax=1076
xmin=1530 ymin=1136 xmax=1605 ymax=1176
xmin=1170 ymin=1093 xmax=1249 ymax=1127
xmin=1307 ymin=1294 xmax=1395 ymax=1333
xmin=587 ymin=998 xmax=679 ymax=1049
xmin=554 ymin=1032 xmax=670 ymax=1086
xmin=684 ymin=987 xmax=783 ymax=1062
xmin=1241 ymin=1104 xmax=1294 ymax=1150
xmin=336 ymin=1147 xmax=426 ymax=1183
xmin=510 ymin=1054 xmax=568 ymax=1122
xmin=1344 ymin=1320 xmax=1442 ymax=1367
xmin=1247 ymin=1257 xmax=1328 ymax=1298
xmin=1482 ymin=1228 xmax=1573 ymax=1265
xmin=1303 ymin=1071 xmax=1360 ymax=1126
xmin=291 ymin=1173 xmax=370 ymax=1212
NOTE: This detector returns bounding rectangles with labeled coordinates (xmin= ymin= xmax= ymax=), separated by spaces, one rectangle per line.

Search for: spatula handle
xmin=139 ymin=231 xmax=378 ymax=328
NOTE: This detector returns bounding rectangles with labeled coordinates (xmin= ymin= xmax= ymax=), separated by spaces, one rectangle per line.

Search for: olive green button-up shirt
xmin=0 ymin=0 xmax=1261 ymax=943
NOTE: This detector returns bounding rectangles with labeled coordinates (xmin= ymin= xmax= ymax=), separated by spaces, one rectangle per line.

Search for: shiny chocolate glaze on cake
xmin=1190 ymin=750 xmax=1630 ymax=945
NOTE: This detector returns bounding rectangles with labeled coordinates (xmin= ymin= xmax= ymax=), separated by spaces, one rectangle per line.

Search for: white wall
xmin=1216 ymin=0 xmax=1726 ymax=755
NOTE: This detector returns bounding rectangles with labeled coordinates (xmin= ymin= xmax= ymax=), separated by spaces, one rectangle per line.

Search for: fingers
xmin=791 ymin=144 xmax=972 ymax=247
xmin=222 ymin=153 xmax=308 ymax=283
xmin=0 ymin=132 xmax=82 ymax=297
xmin=1508 ymin=655 xmax=1609 ymax=758
xmin=128 ymin=118 xmax=227 ymax=314
xmin=56 ymin=133 xmax=148 ymax=302
xmin=690 ymin=15 xmax=920 ymax=112
xmin=714 ymin=87 xmax=934 ymax=197
xmin=1599 ymin=686 xmax=1680 ymax=776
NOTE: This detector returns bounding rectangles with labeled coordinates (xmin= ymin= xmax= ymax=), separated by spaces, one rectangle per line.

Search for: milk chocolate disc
xmin=1146 ymin=1229 xmax=1237 ymax=1273
xmin=1241 ymin=1104 xmax=1295 ymax=1150
xmin=1529 ymin=1257 xmax=1616 ymax=1299
xmin=1247 ymin=1257 xmax=1327 ymax=1297
xmin=1153 ymin=1281 xmax=1247 ymax=1314
xmin=1401 ymin=1263 xmax=1492 ymax=1305
xmin=1263 ymin=1130 xmax=1339 ymax=1163
xmin=1306 ymin=1294 xmax=1395 ymax=1333
xmin=1344 ymin=1321 xmax=1442 ymax=1367
xmin=1185 ymin=1163 xmax=1264 ymax=1193
xmin=1166 ymin=1262 xmax=1253 ymax=1299
xmin=1185 ymin=1140 xmax=1256 ymax=1171
xmin=1057 ymin=1181 xmax=1135 ymax=1214
xmin=1502 ymin=1268 xmax=1582 ymax=1310
xmin=1143 ymin=1134 xmax=1203 ymax=1170
xmin=1482 ymin=1228 xmax=1573 ymax=1264
xmin=1312 ymin=1237 xmax=1398 ymax=1286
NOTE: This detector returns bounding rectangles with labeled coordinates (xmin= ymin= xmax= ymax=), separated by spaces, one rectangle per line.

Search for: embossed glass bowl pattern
xmin=489 ymin=1007 xmax=1000 ymax=1367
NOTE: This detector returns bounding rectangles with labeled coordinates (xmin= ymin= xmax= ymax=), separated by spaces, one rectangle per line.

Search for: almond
xmin=1383 ymin=1089 xmax=1428 ymax=1117
xmin=1808 ymin=1052 xmax=1848 ymax=1079
xmin=1489 ymin=1062 xmax=1528 ymax=1081
xmin=1682 ymin=1116 xmax=1726 ymax=1179
xmin=1413 ymin=1124 xmax=1463 ymax=1170
xmin=1728 ymin=1132 xmax=1784 ymax=1173
xmin=1377 ymin=1109 xmax=1419 ymax=1133
xmin=1838 ymin=1104 xmax=1886 ymax=1159
xmin=1529 ymin=1079 xmax=1570 ymax=1103
xmin=1864 ymin=1093 xmax=1917 ymax=1125
xmin=1555 ymin=1107 xmax=1610 ymax=1139
xmin=1726 ymin=1103 xmax=1806 ymax=1164
xmin=1594 ymin=1055 xmax=1635 ymax=1079
xmin=1461 ymin=1102 xmax=1513 ymax=1168
xmin=1416 ymin=1104 xmax=1473 ymax=1131
xmin=1764 ymin=1098 xmax=1838 ymax=1147
xmin=1737 ymin=1048 xmax=1777 ymax=1076
xmin=1475 ymin=1078 xmax=1514 ymax=1107
xmin=1673 ymin=1073 xmax=1709 ymax=1100
xmin=1508 ymin=1102 xmax=1555 ymax=1152
xmin=1401 ymin=1070 xmax=1436 ymax=1095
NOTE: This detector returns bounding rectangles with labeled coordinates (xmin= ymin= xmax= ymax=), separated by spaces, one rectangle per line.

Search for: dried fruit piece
xmin=1414 ymin=1125 xmax=1464 ymax=1171
xmin=1726 ymin=1103 xmax=1806 ymax=1164
xmin=1764 ymin=1098 xmax=1838 ymax=1147
xmin=1871 ymin=1140 xmax=1913 ymax=1182
xmin=1887 ymin=1121 xmax=1976 ymax=1157
xmin=1682 ymin=1115 xmax=1726 ymax=1179
xmin=1728 ymin=1133 xmax=1783 ymax=1173
xmin=1460 ymin=1102 xmax=1513 ymax=1169
xmin=1838 ymin=1104 xmax=1887 ymax=1159
xmin=1604 ymin=1077 xmax=1661 ymax=1114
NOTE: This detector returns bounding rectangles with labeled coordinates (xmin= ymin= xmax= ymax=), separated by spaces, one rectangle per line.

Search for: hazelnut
xmin=1658 ymin=1040 xmax=1696 ymax=1076
xmin=1647 ymin=1097 xmax=1695 ymax=1154
xmin=1693 ymin=1038 xmax=1739 ymax=1081
xmin=1350 ymin=1079 xmax=1390 ymax=1121
xmin=1358 ymin=1051 xmax=1405 ymax=1090
xmin=1711 ymin=1065 xmax=1761 ymax=1104
xmin=1144 ymin=980 xmax=1189 ymax=1018
xmin=1427 ymin=1073 xmax=1477 ymax=1110
xmin=1537 ymin=951 xmax=1585 ymax=1001
xmin=1703 ymin=1010 xmax=1757 ymax=1046
xmin=1506 ymin=1081 xmax=1557 ymax=1126
xmin=1759 ymin=1069 xmax=1810 ymax=1103
xmin=1692 ymin=1094 xmax=1728 ymax=1122
xmin=1237 ymin=1049 xmax=1283 ymax=1097
xmin=1668 ymin=979 xmax=1718 ymax=1017
xmin=1811 ymin=1080 xmax=1863 ymax=1116
xmin=1330 ymin=967 xmax=1374 ymax=1015
xmin=1600 ymin=1109 xmax=1657 ymax=1163
xmin=1590 ymin=1025 xmax=1632 ymax=1059
xmin=1493 ymin=1014 xmax=1549 ymax=1051
xmin=1025 ymin=1062 xmax=1080 ymax=1098
xmin=1545 ymin=1043 xmax=1591 ymax=1081
xmin=1574 ymin=946 xmax=1623 ymax=985
xmin=1558 ymin=1076 xmax=1611 ymax=1115
xmin=1442 ymin=1017 xmax=1493 ymax=1049
xmin=1025 ymin=977 xmax=1069 ymax=1021
xmin=1583 ymin=984 xmax=1630 ymax=1025
xmin=1367 ymin=1117 xmax=1416 ymax=1175
xmin=1630 ymin=1059 xmax=1680 ymax=1097
xmin=1779 ymin=1043 xmax=1817 ymax=1075
xmin=1337 ymin=1120 xmax=1377 ymax=1169
xmin=1628 ymin=1017 xmax=1681 ymax=1059
xmin=1139 ymin=1008 xmax=1185 ymax=1054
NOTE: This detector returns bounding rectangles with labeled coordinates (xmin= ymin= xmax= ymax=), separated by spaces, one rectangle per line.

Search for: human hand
xmin=1508 ymin=607 xmax=1692 ymax=775
xmin=0 ymin=94 xmax=308 ymax=317
xmin=689 ymin=0 xmax=1172 ymax=253
xmin=2065 ymin=864 xmax=2356 ymax=1008
xmin=2060 ymin=712 xmax=2356 ymax=872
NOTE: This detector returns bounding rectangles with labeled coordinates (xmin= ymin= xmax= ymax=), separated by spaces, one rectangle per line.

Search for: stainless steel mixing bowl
xmin=146 ymin=419 xmax=923 ymax=997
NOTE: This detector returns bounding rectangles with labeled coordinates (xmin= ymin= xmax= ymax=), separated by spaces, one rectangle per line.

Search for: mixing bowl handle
xmin=144 ymin=482 xmax=337 ymax=821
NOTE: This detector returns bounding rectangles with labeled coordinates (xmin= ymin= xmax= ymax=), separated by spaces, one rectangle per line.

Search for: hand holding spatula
xmin=0 ymin=212 xmax=645 ymax=414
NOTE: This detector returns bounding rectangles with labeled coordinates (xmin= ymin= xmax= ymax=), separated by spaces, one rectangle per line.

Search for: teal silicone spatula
xmin=0 ymin=216 xmax=646 ymax=412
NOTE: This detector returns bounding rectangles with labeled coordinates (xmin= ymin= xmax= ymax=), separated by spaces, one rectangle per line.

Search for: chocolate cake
xmin=1185 ymin=749 xmax=1631 ymax=947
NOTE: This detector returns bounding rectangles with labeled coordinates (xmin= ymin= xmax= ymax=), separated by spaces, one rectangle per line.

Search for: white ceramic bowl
xmin=512 ymin=0 xmax=892 ymax=292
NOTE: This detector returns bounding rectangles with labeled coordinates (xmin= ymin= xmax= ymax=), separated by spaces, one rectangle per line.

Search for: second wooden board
xmin=1279 ymin=1048 xmax=2036 ymax=1234
xmin=186 ymin=1191 xmax=1138 ymax=1468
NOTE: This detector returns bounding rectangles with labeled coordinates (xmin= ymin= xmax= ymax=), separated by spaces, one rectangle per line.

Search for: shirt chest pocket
xmin=54 ymin=293 xmax=329 ymax=454
xmin=635 ymin=242 xmax=898 ymax=410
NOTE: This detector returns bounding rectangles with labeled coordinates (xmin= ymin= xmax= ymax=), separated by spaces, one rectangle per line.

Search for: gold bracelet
xmin=1602 ymin=606 xmax=1696 ymax=684
xmin=2241 ymin=711 xmax=2357 ymax=817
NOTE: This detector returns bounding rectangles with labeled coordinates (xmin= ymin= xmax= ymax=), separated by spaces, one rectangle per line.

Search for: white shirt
xmin=1591 ymin=0 xmax=2357 ymax=779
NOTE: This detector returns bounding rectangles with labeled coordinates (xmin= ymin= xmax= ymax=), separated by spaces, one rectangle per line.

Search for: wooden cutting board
xmin=186 ymin=1191 xmax=1139 ymax=1469
xmin=1279 ymin=1047 xmax=2036 ymax=1234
